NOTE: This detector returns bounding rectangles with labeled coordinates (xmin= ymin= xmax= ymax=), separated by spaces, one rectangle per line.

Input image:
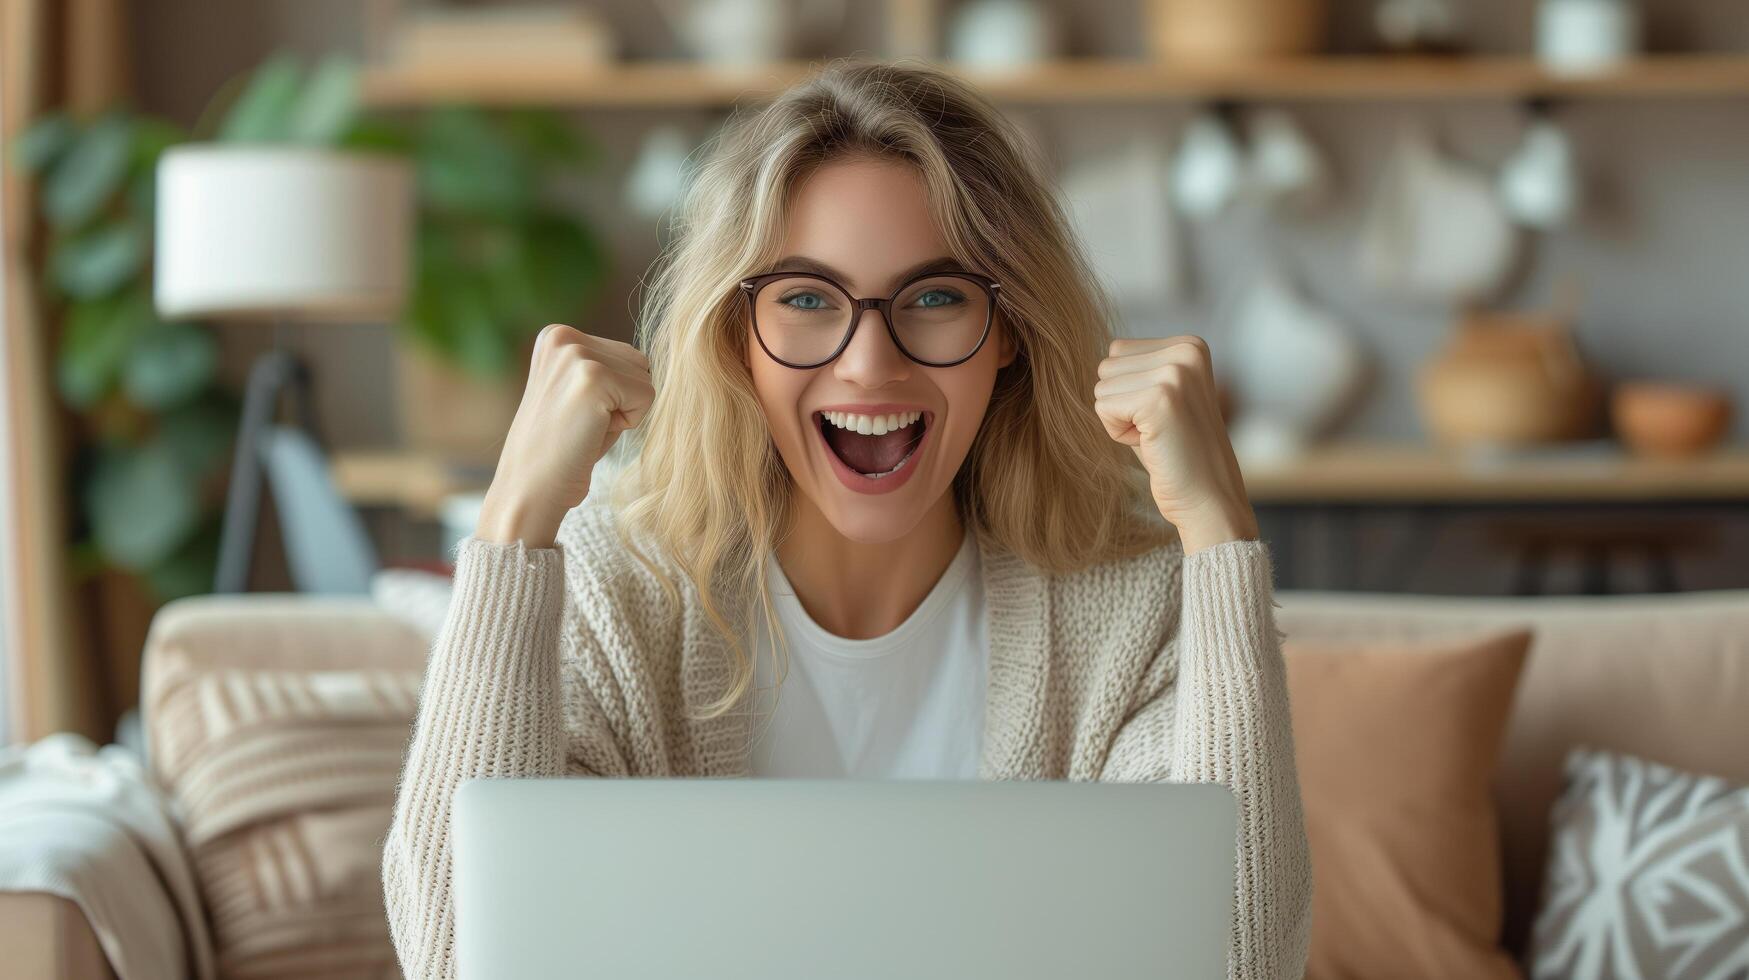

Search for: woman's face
xmin=746 ymin=156 xmax=1015 ymax=544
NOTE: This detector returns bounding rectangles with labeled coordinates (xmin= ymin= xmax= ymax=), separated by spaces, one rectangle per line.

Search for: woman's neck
xmin=774 ymin=491 xmax=964 ymax=640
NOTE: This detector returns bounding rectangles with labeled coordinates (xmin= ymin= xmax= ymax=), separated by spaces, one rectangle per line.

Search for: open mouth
xmin=815 ymin=409 xmax=929 ymax=480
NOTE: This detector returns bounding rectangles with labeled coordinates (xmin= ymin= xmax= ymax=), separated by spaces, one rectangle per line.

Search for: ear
xmin=995 ymin=314 xmax=1018 ymax=369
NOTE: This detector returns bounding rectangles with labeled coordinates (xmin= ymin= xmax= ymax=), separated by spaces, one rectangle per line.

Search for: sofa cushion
xmin=142 ymin=596 xmax=429 ymax=979
xmin=1285 ymin=629 xmax=1531 ymax=980
xmin=1276 ymin=589 xmax=1749 ymax=958
xmin=1527 ymin=748 xmax=1749 ymax=979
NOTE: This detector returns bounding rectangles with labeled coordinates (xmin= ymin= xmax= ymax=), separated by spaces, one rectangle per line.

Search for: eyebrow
xmin=766 ymin=255 xmax=969 ymax=293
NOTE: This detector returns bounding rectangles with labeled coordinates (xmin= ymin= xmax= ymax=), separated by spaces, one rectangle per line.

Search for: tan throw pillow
xmin=146 ymin=621 xmax=425 ymax=980
xmin=1285 ymin=629 xmax=1532 ymax=980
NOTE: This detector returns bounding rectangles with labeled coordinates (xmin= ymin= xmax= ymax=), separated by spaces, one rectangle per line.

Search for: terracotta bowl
xmin=1611 ymin=382 xmax=1734 ymax=457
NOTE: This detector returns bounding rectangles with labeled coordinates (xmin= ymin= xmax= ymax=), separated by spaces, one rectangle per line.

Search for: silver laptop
xmin=453 ymin=777 xmax=1236 ymax=979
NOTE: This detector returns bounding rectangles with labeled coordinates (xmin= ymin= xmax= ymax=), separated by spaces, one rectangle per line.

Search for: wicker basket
xmin=1146 ymin=0 xmax=1327 ymax=61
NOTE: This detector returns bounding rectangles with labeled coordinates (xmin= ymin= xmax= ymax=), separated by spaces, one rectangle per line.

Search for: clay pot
xmin=1611 ymin=382 xmax=1733 ymax=457
xmin=1417 ymin=308 xmax=1601 ymax=449
xmin=1147 ymin=0 xmax=1327 ymax=61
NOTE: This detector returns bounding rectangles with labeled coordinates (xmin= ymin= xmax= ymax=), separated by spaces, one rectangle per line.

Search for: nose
xmin=832 ymin=305 xmax=911 ymax=387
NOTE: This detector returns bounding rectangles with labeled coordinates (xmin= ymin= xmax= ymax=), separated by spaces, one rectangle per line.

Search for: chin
xmin=810 ymin=486 xmax=939 ymax=545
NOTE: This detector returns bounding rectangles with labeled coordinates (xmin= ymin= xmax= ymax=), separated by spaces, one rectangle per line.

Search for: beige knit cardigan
xmin=382 ymin=502 xmax=1313 ymax=979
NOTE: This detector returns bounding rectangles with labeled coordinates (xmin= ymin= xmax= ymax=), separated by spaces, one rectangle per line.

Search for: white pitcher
xmin=652 ymin=0 xmax=848 ymax=67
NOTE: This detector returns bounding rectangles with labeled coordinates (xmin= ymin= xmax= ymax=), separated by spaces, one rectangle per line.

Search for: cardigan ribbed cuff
xmin=1171 ymin=538 xmax=1282 ymax=783
xmin=432 ymin=536 xmax=566 ymax=777
xmin=1180 ymin=538 xmax=1279 ymax=654
xmin=443 ymin=536 xmax=564 ymax=648
xmin=1170 ymin=537 xmax=1310 ymax=979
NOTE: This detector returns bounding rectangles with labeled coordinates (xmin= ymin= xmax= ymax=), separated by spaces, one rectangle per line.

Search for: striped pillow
xmin=145 ymin=605 xmax=426 ymax=979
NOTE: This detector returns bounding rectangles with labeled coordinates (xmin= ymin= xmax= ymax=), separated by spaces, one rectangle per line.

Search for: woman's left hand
xmin=1094 ymin=335 xmax=1260 ymax=554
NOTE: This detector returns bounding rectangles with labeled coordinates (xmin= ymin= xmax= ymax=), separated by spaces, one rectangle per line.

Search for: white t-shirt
xmin=747 ymin=530 xmax=987 ymax=779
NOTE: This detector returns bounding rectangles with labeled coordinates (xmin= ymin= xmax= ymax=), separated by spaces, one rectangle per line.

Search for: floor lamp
xmin=153 ymin=146 xmax=412 ymax=594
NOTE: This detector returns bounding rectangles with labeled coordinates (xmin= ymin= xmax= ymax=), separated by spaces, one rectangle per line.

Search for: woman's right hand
xmin=475 ymin=323 xmax=653 ymax=548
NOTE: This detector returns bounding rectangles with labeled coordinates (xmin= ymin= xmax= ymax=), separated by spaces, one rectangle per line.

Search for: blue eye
xmin=779 ymin=291 xmax=833 ymax=311
xmin=913 ymin=289 xmax=963 ymax=308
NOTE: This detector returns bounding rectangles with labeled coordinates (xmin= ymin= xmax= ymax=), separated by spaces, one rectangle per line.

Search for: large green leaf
xmin=50 ymin=221 xmax=146 ymax=299
xmin=525 ymin=214 xmax=608 ymax=323
xmin=42 ymin=113 xmax=134 ymax=229
xmin=125 ymin=117 xmax=185 ymax=221
xmin=124 ymin=321 xmax=217 ymax=409
xmin=417 ymin=107 xmax=530 ymax=214
xmin=158 ymin=394 xmax=237 ymax=475
xmin=340 ymin=116 xmax=414 ymax=155
xmin=217 ymin=53 xmax=302 ymax=142
xmin=57 ymin=290 xmax=153 ymax=407
xmin=143 ymin=516 xmax=221 ymax=601
xmin=501 ymin=109 xmax=599 ymax=167
xmin=11 ymin=112 xmax=75 ymax=174
xmin=288 ymin=55 xmax=359 ymax=144
xmin=85 ymin=439 xmax=200 ymax=572
xmin=450 ymin=277 xmax=511 ymax=377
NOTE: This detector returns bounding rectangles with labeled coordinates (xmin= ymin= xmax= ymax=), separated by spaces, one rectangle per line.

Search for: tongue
xmin=825 ymin=424 xmax=921 ymax=475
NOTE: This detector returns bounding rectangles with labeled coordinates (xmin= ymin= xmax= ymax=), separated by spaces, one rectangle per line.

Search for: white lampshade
xmin=154 ymin=145 xmax=413 ymax=321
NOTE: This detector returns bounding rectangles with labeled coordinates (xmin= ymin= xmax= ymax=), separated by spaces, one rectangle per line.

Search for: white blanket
xmin=0 ymin=732 xmax=214 ymax=980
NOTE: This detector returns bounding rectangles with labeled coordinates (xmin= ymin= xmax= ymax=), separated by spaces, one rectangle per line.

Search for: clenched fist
xmin=475 ymin=323 xmax=653 ymax=548
xmin=1093 ymin=335 xmax=1259 ymax=555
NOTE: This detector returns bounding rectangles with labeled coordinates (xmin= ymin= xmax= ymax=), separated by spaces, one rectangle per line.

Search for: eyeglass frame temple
xmin=738 ymin=270 xmax=1002 ymax=370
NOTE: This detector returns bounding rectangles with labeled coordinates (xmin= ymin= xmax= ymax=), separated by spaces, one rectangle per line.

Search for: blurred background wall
xmin=130 ymin=1 xmax=1749 ymax=445
xmin=7 ymin=0 xmax=1747 ymax=742
xmin=124 ymin=0 xmax=1749 ymax=598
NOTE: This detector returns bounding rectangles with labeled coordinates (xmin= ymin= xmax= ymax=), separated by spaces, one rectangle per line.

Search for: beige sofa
xmin=8 ymin=587 xmax=1748 ymax=978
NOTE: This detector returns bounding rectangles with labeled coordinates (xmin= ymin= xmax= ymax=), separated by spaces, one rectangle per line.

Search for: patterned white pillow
xmin=1530 ymin=747 xmax=1749 ymax=979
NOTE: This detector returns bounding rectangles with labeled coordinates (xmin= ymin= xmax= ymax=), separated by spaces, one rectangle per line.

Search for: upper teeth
xmin=823 ymin=410 xmax=922 ymax=436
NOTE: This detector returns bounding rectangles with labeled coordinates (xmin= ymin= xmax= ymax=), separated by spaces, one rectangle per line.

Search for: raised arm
xmin=1169 ymin=539 xmax=1313 ymax=978
xmin=1093 ymin=334 xmax=1313 ymax=977
xmin=380 ymin=536 xmax=568 ymax=980
xmin=382 ymin=322 xmax=653 ymax=979
xmin=1100 ymin=539 xmax=1312 ymax=979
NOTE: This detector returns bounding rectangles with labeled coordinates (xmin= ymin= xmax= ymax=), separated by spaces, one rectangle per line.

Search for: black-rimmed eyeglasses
xmin=741 ymin=269 xmax=1001 ymax=369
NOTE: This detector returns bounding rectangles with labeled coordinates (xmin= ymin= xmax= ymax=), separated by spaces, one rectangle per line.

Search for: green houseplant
xmin=343 ymin=101 xmax=611 ymax=461
xmin=14 ymin=53 xmax=610 ymax=599
xmin=14 ymin=109 xmax=231 ymax=601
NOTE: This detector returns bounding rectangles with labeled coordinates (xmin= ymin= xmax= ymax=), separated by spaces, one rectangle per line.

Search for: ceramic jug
xmin=652 ymin=0 xmax=847 ymax=66
xmin=1417 ymin=307 xmax=1602 ymax=448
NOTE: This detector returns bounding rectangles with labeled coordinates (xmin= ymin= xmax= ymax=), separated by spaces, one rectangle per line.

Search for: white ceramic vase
xmin=1227 ymin=274 xmax=1368 ymax=465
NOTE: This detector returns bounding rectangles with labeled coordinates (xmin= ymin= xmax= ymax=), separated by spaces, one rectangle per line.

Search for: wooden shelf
xmin=1242 ymin=442 xmax=1749 ymax=505
xmin=359 ymin=56 xmax=1749 ymax=108
xmin=331 ymin=451 xmax=492 ymax=520
xmin=335 ymin=443 xmax=1749 ymax=518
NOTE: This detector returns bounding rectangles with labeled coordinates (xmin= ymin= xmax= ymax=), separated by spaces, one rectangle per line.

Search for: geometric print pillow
xmin=1529 ymin=747 xmax=1749 ymax=979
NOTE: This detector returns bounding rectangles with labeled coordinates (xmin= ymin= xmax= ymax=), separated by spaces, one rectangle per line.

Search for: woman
xmin=383 ymin=59 xmax=1311 ymax=979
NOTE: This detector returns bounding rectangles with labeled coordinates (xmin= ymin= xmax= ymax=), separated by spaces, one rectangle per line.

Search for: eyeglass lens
xmin=753 ymin=275 xmax=990 ymax=366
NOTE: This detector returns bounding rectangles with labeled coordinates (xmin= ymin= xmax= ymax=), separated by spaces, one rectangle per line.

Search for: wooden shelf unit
xmin=358 ymin=55 xmax=1749 ymax=108
xmin=331 ymin=443 xmax=1749 ymax=518
xmin=1242 ymin=442 xmax=1749 ymax=505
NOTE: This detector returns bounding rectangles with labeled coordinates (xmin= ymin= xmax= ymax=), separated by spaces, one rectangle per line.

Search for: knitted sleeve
xmin=380 ymin=533 xmax=591 ymax=980
xmin=1105 ymin=539 xmax=1314 ymax=980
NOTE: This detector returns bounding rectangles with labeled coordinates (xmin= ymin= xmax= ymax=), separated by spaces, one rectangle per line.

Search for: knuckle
xmin=575 ymin=357 xmax=606 ymax=383
xmin=538 ymin=322 xmax=574 ymax=346
xmin=1173 ymin=335 xmax=1211 ymax=362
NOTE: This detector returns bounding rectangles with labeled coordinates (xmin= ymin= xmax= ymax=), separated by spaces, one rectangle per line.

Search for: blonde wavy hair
xmin=608 ymin=57 xmax=1172 ymax=719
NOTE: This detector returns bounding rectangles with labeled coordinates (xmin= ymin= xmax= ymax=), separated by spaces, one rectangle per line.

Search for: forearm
xmin=1169 ymin=539 xmax=1313 ymax=980
xmin=381 ymin=536 xmax=566 ymax=980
